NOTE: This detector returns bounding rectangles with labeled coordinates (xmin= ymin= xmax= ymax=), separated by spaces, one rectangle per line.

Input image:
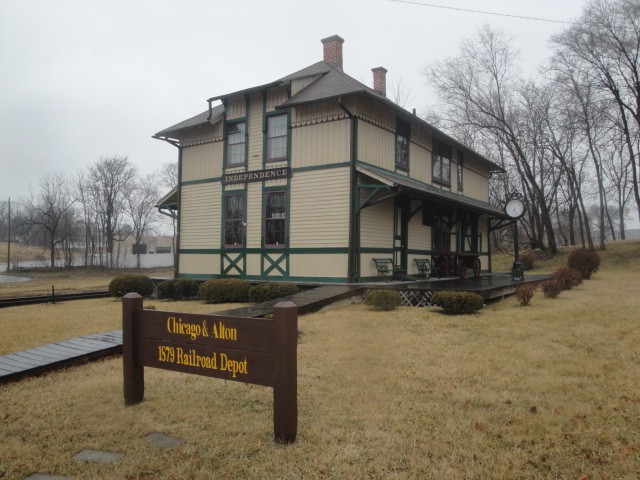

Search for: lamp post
xmin=504 ymin=192 xmax=525 ymax=282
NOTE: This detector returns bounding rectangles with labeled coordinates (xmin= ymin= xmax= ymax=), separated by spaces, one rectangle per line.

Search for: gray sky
xmin=1 ymin=0 xmax=588 ymax=204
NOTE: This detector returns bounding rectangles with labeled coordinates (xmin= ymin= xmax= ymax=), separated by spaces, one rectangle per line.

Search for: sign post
xmin=122 ymin=293 xmax=298 ymax=443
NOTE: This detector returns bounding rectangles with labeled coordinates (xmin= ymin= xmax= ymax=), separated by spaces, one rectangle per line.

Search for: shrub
xmin=157 ymin=278 xmax=200 ymax=300
xmin=553 ymin=266 xmax=583 ymax=291
xmin=199 ymin=278 xmax=251 ymax=303
xmin=248 ymin=282 xmax=300 ymax=303
xmin=364 ymin=289 xmax=402 ymax=311
xmin=108 ymin=274 xmax=155 ymax=298
xmin=515 ymin=284 xmax=535 ymax=306
xmin=568 ymin=249 xmax=601 ymax=279
xmin=174 ymin=278 xmax=200 ymax=299
xmin=156 ymin=279 xmax=176 ymax=299
xmin=431 ymin=291 xmax=484 ymax=315
xmin=541 ymin=280 xmax=562 ymax=299
xmin=520 ymin=252 xmax=536 ymax=271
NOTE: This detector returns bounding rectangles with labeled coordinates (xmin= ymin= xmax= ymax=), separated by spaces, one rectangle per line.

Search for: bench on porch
xmin=372 ymin=258 xmax=404 ymax=280
xmin=413 ymin=258 xmax=432 ymax=278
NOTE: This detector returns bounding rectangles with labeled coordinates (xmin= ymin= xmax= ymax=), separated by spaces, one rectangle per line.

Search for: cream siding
xmin=181 ymin=142 xmax=222 ymax=182
xmin=290 ymin=168 xmax=350 ymax=247
xmin=290 ymin=254 xmax=348 ymax=278
xmin=463 ymin=168 xmax=489 ymax=202
xmin=246 ymin=183 xmax=262 ymax=248
xmin=266 ymin=86 xmax=288 ymax=112
xmin=226 ymin=96 xmax=246 ymax=120
xmin=291 ymin=100 xmax=345 ymax=126
xmin=357 ymin=120 xmax=394 ymax=171
xmin=291 ymin=120 xmax=350 ymax=168
xmin=409 ymin=142 xmax=430 ymax=184
xmin=359 ymin=195 xmax=393 ymax=249
xmin=179 ymin=254 xmax=219 ymax=276
xmin=180 ymin=184 xmax=220 ymax=249
xmin=247 ymin=92 xmax=264 ymax=170
xmin=408 ymin=201 xmax=430 ymax=251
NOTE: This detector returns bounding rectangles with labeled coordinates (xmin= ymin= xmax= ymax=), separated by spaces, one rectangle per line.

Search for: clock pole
xmin=504 ymin=192 xmax=525 ymax=281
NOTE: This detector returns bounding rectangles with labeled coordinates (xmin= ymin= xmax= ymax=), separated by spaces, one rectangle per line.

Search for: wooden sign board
xmin=122 ymin=293 xmax=297 ymax=443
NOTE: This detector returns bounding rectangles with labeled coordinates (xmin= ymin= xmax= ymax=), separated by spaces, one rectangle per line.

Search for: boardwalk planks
xmin=122 ymin=293 xmax=298 ymax=443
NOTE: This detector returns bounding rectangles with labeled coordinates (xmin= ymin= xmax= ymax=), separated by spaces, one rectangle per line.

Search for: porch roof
xmin=356 ymin=163 xmax=506 ymax=218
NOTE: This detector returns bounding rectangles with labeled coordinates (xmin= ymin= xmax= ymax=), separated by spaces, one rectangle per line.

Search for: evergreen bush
xmin=108 ymin=274 xmax=155 ymax=298
xmin=199 ymin=278 xmax=251 ymax=303
xmin=431 ymin=291 xmax=483 ymax=314
xmin=364 ymin=289 xmax=402 ymax=311
xmin=157 ymin=278 xmax=200 ymax=300
xmin=248 ymin=282 xmax=300 ymax=303
xmin=515 ymin=284 xmax=535 ymax=306
xmin=553 ymin=266 xmax=583 ymax=291
xmin=568 ymin=249 xmax=600 ymax=279
xmin=541 ymin=280 xmax=562 ymax=298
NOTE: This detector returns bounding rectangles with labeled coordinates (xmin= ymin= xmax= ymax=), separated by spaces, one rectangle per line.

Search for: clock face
xmin=505 ymin=198 xmax=525 ymax=219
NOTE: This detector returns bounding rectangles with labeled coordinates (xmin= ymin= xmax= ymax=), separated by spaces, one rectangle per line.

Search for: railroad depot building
xmin=154 ymin=35 xmax=504 ymax=283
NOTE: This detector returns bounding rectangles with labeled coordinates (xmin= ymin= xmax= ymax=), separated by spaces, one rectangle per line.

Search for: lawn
xmin=0 ymin=241 xmax=639 ymax=479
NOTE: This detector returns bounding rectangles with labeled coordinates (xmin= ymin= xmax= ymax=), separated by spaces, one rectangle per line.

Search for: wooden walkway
xmin=0 ymin=330 xmax=122 ymax=385
xmin=214 ymin=284 xmax=364 ymax=317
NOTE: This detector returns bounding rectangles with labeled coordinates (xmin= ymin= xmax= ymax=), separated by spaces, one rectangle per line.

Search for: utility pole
xmin=6 ymin=198 xmax=10 ymax=272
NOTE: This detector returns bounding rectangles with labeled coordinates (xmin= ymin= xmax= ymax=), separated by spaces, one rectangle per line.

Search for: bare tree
xmin=424 ymin=26 xmax=559 ymax=253
xmin=21 ymin=172 xmax=76 ymax=267
xmin=86 ymin=156 xmax=136 ymax=268
xmin=127 ymin=174 xmax=161 ymax=268
xmin=552 ymin=0 xmax=640 ymax=223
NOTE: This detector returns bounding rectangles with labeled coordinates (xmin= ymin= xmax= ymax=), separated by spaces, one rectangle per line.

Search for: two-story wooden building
xmin=154 ymin=35 xmax=504 ymax=283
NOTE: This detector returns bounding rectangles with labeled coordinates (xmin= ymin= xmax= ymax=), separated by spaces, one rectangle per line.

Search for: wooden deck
xmin=0 ymin=331 xmax=122 ymax=385
xmin=403 ymin=273 xmax=551 ymax=300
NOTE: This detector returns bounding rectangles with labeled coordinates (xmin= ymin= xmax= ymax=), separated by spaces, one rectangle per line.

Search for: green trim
xmin=180 ymin=163 xmax=350 ymax=187
xmin=293 ymin=162 xmax=351 ymax=173
xmin=222 ymin=252 xmax=245 ymax=275
xmin=177 ymin=273 xmax=348 ymax=283
xmin=262 ymin=252 xmax=288 ymax=276
xmin=179 ymin=247 xmax=349 ymax=255
xmin=182 ymin=177 xmax=223 ymax=186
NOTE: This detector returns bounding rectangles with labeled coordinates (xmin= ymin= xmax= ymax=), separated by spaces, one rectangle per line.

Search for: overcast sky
xmin=1 ymin=0 xmax=590 ymax=205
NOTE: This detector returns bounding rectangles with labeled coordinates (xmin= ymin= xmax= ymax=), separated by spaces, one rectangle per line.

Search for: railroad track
xmin=0 ymin=290 xmax=111 ymax=308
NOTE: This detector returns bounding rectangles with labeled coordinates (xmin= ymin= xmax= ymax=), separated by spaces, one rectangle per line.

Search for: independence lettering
xmin=223 ymin=167 xmax=292 ymax=185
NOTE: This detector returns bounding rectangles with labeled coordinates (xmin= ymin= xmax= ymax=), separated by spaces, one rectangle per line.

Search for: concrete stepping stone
xmin=24 ymin=475 xmax=71 ymax=480
xmin=145 ymin=432 xmax=185 ymax=449
xmin=74 ymin=449 xmax=123 ymax=464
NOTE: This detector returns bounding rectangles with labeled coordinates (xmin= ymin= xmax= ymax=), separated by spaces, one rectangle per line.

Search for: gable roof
xmin=153 ymin=104 xmax=224 ymax=139
xmin=154 ymin=59 xmax=503 ymax=173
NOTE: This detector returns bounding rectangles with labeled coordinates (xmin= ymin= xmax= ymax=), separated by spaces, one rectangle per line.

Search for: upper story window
xmin=457 ymin=151 xmax=464 ymax=193
xmin=224 ymin=193 xmax=244 ymax=246
xmin=266 ymin=114 xmax=288 ymax=162
xmin=226 ymin=121 xmax=246 ymax=167
xmin=395 ymin=117 xmax=410 ymax=170
xmin=264 ymin=190 xmax=287 ymax=247
xmin=432 ymin=139 xmax=452 ymax=186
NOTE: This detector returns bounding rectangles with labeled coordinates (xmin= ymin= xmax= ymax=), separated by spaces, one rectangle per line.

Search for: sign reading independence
xmin=222 ymin=167 xmax=292 ymax=185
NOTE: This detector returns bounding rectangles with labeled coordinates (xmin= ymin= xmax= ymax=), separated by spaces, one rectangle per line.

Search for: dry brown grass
xmin=0 ymin=267 xmax=174 ymax=298
xmin=0 ymin=242 xmax=47 ymax=264
xmin=1 ymin=242 xmax=639 ymax=479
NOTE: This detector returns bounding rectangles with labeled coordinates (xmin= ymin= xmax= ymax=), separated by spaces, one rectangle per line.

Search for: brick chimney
xmin=321 ymin=35 xmax=345 ymax=71
xmin=372 ymin=67 xmax=388 ymax=96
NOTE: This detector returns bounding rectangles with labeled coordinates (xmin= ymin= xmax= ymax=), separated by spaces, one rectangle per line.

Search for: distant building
xmin=625 ymin=228 xmax=640 ymax=240
xmin=155 ymin=35 xmax=505 ymax=283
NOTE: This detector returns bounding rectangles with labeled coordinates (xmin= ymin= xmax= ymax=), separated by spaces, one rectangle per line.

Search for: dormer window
xmin=395 ymin=117 xmax=410 ymax=170
xmin=226 ymin=121 xmax=246 ymax=167
xmin=432 ymin=139 xmax=451 ymax=186
xmin=266 ymin=114 xmax=288 ymax=162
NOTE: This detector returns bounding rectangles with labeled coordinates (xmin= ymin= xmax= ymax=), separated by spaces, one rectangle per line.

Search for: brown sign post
xmin=122 ymin=293 xmax=298 ymax=443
